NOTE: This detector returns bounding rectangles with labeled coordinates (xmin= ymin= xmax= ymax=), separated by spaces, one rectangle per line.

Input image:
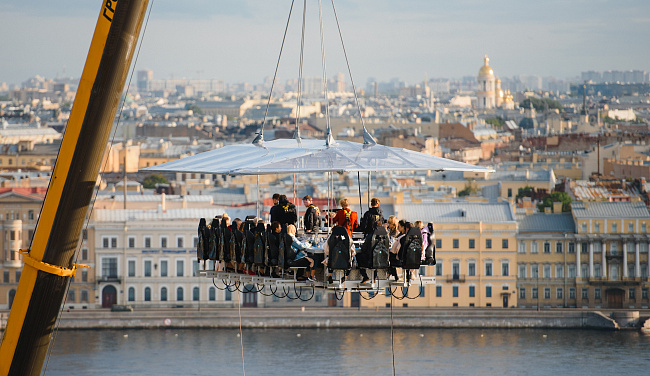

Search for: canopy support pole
xmin=357 ymin=171 xmax=363 ymax=218
xmin=256 ymin=175 xmax=260 ymax=219
xmin=368 ymin=171 xmax=371 ymax=209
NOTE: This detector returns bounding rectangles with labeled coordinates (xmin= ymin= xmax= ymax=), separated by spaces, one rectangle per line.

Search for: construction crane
xmin=0 ymin=1 xmax=149 ymax=374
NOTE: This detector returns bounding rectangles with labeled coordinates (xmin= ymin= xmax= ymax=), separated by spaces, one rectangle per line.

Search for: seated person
xmin=286 ymin=224 xmax=316 ymax=282
xmin=322 ymin=225 xmax=356 ymax=283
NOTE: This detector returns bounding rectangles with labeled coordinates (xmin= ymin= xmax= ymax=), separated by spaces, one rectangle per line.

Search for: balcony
xmin=446 ymin=274 xmax=466 ymax=283
xmin=97 ymin=275 xmax=121 ymax=283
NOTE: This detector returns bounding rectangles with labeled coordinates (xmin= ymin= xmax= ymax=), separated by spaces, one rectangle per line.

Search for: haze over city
xmin=1 ymin=0 xmax=649 ymax=86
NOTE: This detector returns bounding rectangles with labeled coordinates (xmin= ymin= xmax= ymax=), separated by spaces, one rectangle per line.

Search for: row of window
xmin=101 ymin=235 xmax=198 ymax=249
xmin=66 ymin=289 xmax=91 ymax=303
xmin=580 ymin=222 xmax=647 ymax=234
xmin=102 ymin=257 xmax=200 ymax=278
xmin=518 ymin=263 xmax=650 ymax=279
xmin=439 ymin=238 xmax=509 ymax=250
xmin=518 ymin=241 xmax=649 ymax=255
xmin=519 ymin=287 xmax=649 ymax=301
xmin=434 ymin=260 xmax=510 ymax=277
xmin=434 ymin=284 xmax=508 ymax=298
xmin=2 ymin=210 xmax=36 ymax=221
xmin=125 ymin=286 xmax=231 ymax=302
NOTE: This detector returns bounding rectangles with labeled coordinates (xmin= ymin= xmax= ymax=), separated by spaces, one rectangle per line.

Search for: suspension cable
xmin=318 ymin=0 xmax=333 ymax=146
xmin=293 ymin=0 xmax=307 ymax=142
xmin=255 ymin=0 xmax=297 ymax=145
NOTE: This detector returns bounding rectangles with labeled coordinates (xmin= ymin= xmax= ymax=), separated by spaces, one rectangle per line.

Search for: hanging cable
xmin=293 ymin=0 xmax=307 ymax=143
xmin=330 ymin=0 xmax=376 ymax=145
xmin=390 ymin=293 xmax=396 ymax=376
xmin=318 ymin=0 xmax=334 ymax=146
xmin=42 ymin=1 xmax=156 ymax=374
xmin=237 ymin=294 xmax=246 ymax=376
xmin=255 ymin=0 xmax=297 ymax=145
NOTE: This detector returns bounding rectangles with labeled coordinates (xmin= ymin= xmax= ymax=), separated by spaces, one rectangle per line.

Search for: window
xmin=594 ymin=264 xmax=601 ymax=278
xmin=176 ymin=260 xmax=184 ymax=277
xmin=532 ymin=288 xmax=538 ymax=299
xmin=543 ymin=265 xmax=551 ymax=279
xmin=531 ymin=264 xmax=539 ymax=278
xmin=642 ymin=264 xmax=648 ymax=279
xmin=568 ymin=265 xmax=576 ymax=278
xmin=501 ymin=261 xmax=509 ymax=276
xmin=486 ymin=239 xmax=492 ymax=249
xmin=144 ymin=236 xmax=152 ymax=248
xmin=102 ymin=237 xmax=109 ymax=248
xmin=595 ymin=223 xmax=600 ymax=233
xmin=544 ymin=288 xmax=551 ymax=299
xmin=502 ymin=239 xmax=508 ymax=249
xmin=81 ymin=248 xmax=88 ymax=260
xmin=420 ymin=286 xmax=425 ymax=298
xmin=556 ymin=242 xmax=563 ymax=253
xmin=486 ymin=286 xmax=492 ymax=298
xmin=386 ymin=288 xmax=392 ymax=297
xmin=176 ymin=287 xmax=184 ymax=301
xmin=556 ymin=288 xmax=563 ymax=299
xmin=144 ymin=260 xmax=152 ymax=277
xmin=628 ymin=264 xmax=635 ymax=278
xmin=612 ymin=223 xmax=617 ymax=233
xmin=160 ymin=260 xmax=168 ymax=277
xmin=569 ymin=288 xmax=576 ymax=300
xmin=581 ymin=242 xmax=588 ymax=254
xmin=161 ymin=236 xmax=168 ymax=248
xmin=452 ymin=262 xmax=460 ymax=279
xmin=145 ymin=287 xmax=151 ymax=302
xmin=209 ymin=287 xmax=216 ymax=301
xmin=81 ymin=290 xmax=89 ymax=303
xmin=453 ymin=239 xmax=459 ymax=249
xmin=642 ymin=223 xmax=647 ymax=233
xmin=518 ymin=242 xmax=526 ymax=254
xmin=519 ymin=288 xmax=526 ymax=299
xmin=177 ymin=236 xmax=184 ymax=248
xmin=582 ymin=288 xmax=588 ymax=300
xmin=628 ymin=223 xmax=634 ymax=233
xmin=518 ymin=265 xmax=526 ymax=278
xmin=643 ymin=288 xmax=648 ymax=300
xmin=28 ymin=210 xmax=34 ymax=220
xmin=568 ymin=243 xmax=575 ymax=254
xmin=581 ymin=264 xmax=588 ymax=278
xmin=3 ymin=271 xmax=9 ymax=283
xmin=627 ymin=242 xmax=635 ymax=253
xmin=629 ymin=288 xmax=636 ymax=300
xmin=81 ymin=270 xmax=88 ymax=282
xmin=556 ymin=264 xmax=564 ymax=278
xmin=435 ymin=239 xmax=441 ymax=248
xmin=128 ymin=236 xmax=135 ymax=248
xmin=485 ymin=261 xmax=493 ymax=276
xmin=507 ymin=188 xmax=512 ymax=198
xmin=435 ymin=262 xmax=443 ymax=276
xmin=225 ymin=289 xmax=232 ymax=301
xmin=193 ymin=260 xmax=199 ymax=277
xmin=469 ymin=286 xmax=475 ymax=298
xmin=468 ymin=262 xmax=476 ymax=277
xmin=82 ymin=229 xmax=87 ymax=240
xmin=436 ymin=286 xmax=442 ymax=297
xmin=128 ymin=260 xmax=136 ymax=277
xmin=594 ymin=288 xmax=601 ymax=300
xmin=101 ymin=257 xmax=118 ymax=278
xmin=128 ymin=287 xmax=135 ymax=302
xmin=28 ymin=230 xmax=34 ymax=242
xmin=531 ymin=242 xmax=538 ymax=254
xmin=161 ymin=287 xmax=168 ymax=301
xmin=469 ymin=239 xmax=475 ymax=249
xmin=543 ymin=242 xmax=550 ymax=253
xmin=419 ymin=266 xmax=427 ymax=276
xmin=68 ymin=289 xmax=76 ymax=303
xmin=193 ymin=287 xmax=200 ymax=301
xmin=453 ymin=286 xmax=459 ymax=297
xmin=581 ymin=223 xmax=587 ymax=233
xmin=193 ymin=236 xmax=199 ymax=248
xmin=611 ymin=242 xmax=618 ymax=255
xmin=111 ymin=237 xmax=117 ymax=248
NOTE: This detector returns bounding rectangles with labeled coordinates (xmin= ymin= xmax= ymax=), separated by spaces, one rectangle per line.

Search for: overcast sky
xmin=1 ymin=0 xmax=649 ymax=86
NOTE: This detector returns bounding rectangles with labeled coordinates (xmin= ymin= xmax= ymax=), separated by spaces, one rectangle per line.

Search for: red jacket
xmin=332 ymin=208 xmax=358 ymax=235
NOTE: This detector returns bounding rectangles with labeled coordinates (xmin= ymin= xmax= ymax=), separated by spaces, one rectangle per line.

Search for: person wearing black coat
xmin=360 ymin=198 xmax=385 ymax=235
xmin=302 ymin=195 xmax=321 ymax=233
xmin=277 ymin=194 xmax=298 ymax=227
xmin=269 ymin=193 xmax=281 ymax=223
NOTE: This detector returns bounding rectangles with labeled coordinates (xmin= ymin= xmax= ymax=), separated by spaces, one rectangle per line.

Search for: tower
xmin=477 ymin=55 xmax=496 ymax=109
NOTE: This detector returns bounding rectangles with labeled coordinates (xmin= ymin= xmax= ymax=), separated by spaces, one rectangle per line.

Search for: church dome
xmin=478 ymin=55 xmax=494 ymax=76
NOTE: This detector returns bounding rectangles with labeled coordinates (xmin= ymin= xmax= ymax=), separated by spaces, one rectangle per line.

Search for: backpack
xmin=230 ymin=228 xmax=243 ymax=264
xmin=371 ymin=227 xmax=390 ymax=269
xmin=267 ymin=232 xmax=279 ymax=266
xmin=423 ymin=223 xmax=436 ymax=265
xmin=328 ymin=226 xmax=351 ymax=270
xmin=197 ymin=219 xmax=206 ymax=261
xmin=253 ymin=229 xmax=266 ymax=266
xmin=402 ymin=228 xmax=423 ymax=270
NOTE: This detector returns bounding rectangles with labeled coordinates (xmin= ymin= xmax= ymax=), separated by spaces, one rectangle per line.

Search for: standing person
xmin=360 ymin=198 xmax=384 ymax=235
xmin=302 ymin=195 xmax=321 ymax=233
xmin=331 ymin=198 xmax=359 ymax=236
xmin=277 ymin=194 xmax=298 ymax=227
xmin=269 ymin=193 xmax=281 ymax=223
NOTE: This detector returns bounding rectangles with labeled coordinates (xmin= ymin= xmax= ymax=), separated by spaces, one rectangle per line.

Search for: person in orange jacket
xmin=331 ymin=198 xmax=359 ymax=236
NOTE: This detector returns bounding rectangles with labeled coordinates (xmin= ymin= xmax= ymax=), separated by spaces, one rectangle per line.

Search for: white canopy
xmin=141 ymin=138 xmax=493 ymax=175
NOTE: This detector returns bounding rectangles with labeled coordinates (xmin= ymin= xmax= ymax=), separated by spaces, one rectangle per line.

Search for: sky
xmin=1 ymin=0 xmax=649 ymax=86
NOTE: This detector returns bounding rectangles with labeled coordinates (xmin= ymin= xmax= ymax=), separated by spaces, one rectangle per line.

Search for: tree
xmin=520 ymin=97 xmax=563 ymax=112
xmin=485 ymin=117 xmax=505 ymax=128
xmin=516 ymin=186 xmax=534 ymax=201
xmin=142 ymin=174 xmax=168 ymax=189
xmin=458 ymin=180 xmax=479 ymax=197
xmin=537 ymin=192 xmax=572 ymax=213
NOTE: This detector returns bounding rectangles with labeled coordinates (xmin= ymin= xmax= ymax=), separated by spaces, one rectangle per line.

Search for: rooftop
xmin=571 ymin=201 xmax=650 ymax=219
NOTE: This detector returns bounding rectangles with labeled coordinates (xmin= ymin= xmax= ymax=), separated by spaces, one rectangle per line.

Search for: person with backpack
xmin=388 ymin=220 xmax=409 ymax=281
xmin=277 ymin=194 xmax=298 ymax=227
xmin=302 ymin=195 xmax=321 ymax=233
xmin=400 ymin=221 xmax=424 ymax=281
xmin=322 ymin=225 xmax=356 ymax=283
xmin=269 ymin=193 xmax=281 ymax=223
xmin=360 ymin=197 xmax=384 ymax=235
xmin=423 ymin=222 xmax=436 ymax=265
xmin=331 ymin=198 xmax=359 ymax=236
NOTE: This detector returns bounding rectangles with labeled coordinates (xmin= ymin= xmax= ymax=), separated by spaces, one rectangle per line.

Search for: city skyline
xmin=1 ymin=0 xmax=649 ymax=86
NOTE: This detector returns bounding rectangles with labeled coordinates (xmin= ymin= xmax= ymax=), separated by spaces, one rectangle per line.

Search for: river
xmin=43 ymin=328 xmax=650 ymax=375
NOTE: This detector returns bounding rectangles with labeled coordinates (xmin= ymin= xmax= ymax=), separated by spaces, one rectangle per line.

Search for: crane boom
xmin=0 ymin=1 xmax=149 ymax=374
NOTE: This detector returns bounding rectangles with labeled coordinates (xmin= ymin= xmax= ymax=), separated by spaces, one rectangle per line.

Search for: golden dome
xmin=478 ymin=55 xmax=494 ymax=76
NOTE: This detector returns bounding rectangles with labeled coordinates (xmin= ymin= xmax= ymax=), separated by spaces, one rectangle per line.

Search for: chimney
xmin=161 ymin=192 xmax=166 ymax=212
xmin=552 ymin=202 xmax=562 ymax=213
